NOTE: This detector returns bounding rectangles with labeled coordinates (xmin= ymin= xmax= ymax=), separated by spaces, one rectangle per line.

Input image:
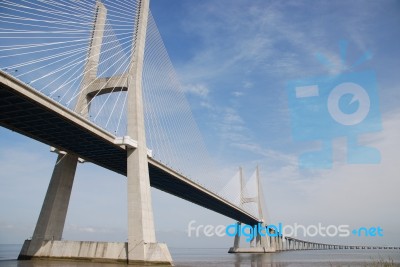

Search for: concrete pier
xmin=19 ymin=240 xmax=171 ymax=264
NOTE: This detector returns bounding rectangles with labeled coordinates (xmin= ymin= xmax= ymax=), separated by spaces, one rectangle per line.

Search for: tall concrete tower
xmin=19 ymin=0 xmax=172 ymax=264
xmin=228 ymin=167 xmax=275 ymax=253
xmin=125 ymin=0 xmax=172 ymax=263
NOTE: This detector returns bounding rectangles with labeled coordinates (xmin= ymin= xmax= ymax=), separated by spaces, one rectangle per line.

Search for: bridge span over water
xmin=0 ymin=70 xmax=259 ymax=227
xmin=1 ymin=0 xmax=396 ymax=264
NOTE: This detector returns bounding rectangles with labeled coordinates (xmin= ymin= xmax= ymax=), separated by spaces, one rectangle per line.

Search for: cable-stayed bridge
xmin=1 ymin=0 xmax=395 ymax=264
xmin=0 ymin=0 xmax=267 ymax=263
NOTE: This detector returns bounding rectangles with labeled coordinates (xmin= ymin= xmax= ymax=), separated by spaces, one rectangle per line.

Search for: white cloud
xmin=232 ymin=91 xmax=244 ymax=97
xmin=243 ymin=81 xmax=253 ymax=89
xmin=223 ymin=108 xmax=243 ymax=124
xmin=176 ymin=0 xmax=389 ymax=87
xmin=0 ymin=222 xmax=15 ymax=230
xmin=200 ymin=101 xmax=214 ymax=109
xmin=183 ymin=83 xmax=209 ymax=97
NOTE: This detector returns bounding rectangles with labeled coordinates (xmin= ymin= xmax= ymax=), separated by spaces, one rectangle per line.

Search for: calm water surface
xmin=0 ymin=244 xmax=399 ymax=267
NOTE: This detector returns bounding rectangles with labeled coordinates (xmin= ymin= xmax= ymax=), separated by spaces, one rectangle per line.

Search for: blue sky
xmin=1 ymin=0 xmax=400 ymax=248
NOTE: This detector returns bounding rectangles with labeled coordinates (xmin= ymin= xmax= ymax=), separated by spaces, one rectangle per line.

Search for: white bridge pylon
xmin=17 ymin=0 xmax=173 ymax=264
xmin=224 ymin=166 xmax=281 ymax=253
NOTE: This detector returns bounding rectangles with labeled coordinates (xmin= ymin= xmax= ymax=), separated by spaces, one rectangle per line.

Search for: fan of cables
xmin=0 ymin=0 xmax=240 ymax=200
xmin=0 ymin=0 xmax=139 ymax=136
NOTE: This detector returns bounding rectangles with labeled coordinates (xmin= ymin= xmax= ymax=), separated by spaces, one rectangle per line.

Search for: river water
xmin=0 ymin=244 xmax=399 ymax=266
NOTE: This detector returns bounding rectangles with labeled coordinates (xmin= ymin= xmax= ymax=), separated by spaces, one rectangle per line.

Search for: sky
xmin=1 ymin=0 xmax=400 ymax=248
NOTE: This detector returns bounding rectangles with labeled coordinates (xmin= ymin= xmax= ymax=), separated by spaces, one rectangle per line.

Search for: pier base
xmin=228 ymin=246 xmax=276 ymax=253
xmin=18 ymin=240 xmax=172 ymax=265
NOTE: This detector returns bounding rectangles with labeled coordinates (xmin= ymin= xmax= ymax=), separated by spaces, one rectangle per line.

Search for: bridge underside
xmin=0 ymin=73 xmax=258 ymax=226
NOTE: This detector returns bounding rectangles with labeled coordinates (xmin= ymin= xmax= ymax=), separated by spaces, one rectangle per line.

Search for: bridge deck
xmin=0 ymin=71 xmax=258 ymax=226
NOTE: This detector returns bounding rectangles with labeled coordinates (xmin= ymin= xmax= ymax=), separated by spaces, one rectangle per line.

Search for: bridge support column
xmin=19 ymin=154 xmax=78 ymax=259
xmin=35 ymin=154 xmax=77 ymax=242
xmin=276 ymin=236 xmax=281 ymax=251
xmin=256 ymin=232 xmax=261 ymax=247
xmin=19 ymin=0 xmax=172 ymax=264
xmin=270 ymin=235 xmax=276 ymax=251
xmin=262 ymin=229 xmax=270 ymax=250
xmin=125 ymin=0 xmax=171 ymax=264
xmin=234 ymin=222 xmax=241 ymax=249
xmin=19 ymin=1 xmax=102 ymax=262
xmin=19 ymin=0 xmax=107 ymax=260
xmin=75 ymin=1 xmax=107 ymax=117
xmin=248 ymin=230 xmax=262 ymax=249
xmin=229 ymin=167 xmax=274 ymax=253
xmin=228 ymin=222 xmax=241 ymax=253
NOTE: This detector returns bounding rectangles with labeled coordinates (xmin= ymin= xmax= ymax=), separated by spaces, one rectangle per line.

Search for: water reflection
xmin=234 ymin=253 xmax=287 ymax=267
xmin=0 ymin=247 xmax=398 ymax=267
